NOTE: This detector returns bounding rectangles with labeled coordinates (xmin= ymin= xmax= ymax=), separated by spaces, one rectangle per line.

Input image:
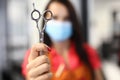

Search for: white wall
xmin=89 ymin=0 xmax=120 ymax=49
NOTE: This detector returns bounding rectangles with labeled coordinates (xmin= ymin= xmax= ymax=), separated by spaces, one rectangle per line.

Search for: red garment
xmin=22 ymin=43 xmax=101 ymax=78
xmin=50 ymin=43 xmax=101 ymax=72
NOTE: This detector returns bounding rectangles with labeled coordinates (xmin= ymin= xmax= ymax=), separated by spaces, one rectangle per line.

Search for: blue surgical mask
xmin=45 ymin=20 xmax=72 ymax=42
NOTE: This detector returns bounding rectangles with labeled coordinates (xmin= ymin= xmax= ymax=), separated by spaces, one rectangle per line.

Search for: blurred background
xmin=0 ymin=0 xmax=120 ymax=80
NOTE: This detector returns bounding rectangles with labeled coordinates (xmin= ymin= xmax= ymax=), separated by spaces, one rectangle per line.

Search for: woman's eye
xmin=64 ymin=16 xmax=70 ymax=21
xmin=53 ymin=16 xmax=58 ymax=20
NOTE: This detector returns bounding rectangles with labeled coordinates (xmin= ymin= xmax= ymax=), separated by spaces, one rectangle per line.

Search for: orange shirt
xmin=22 ymin=43 xmax=101 ymax=80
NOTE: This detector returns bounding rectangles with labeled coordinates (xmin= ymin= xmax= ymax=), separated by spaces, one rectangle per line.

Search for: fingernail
xmin=46 ymin=46 xmax=51 ymax=51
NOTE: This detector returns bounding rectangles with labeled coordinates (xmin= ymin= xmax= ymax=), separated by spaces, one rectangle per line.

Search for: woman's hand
xmin=26 ymin=43 xmax=52 ymax=80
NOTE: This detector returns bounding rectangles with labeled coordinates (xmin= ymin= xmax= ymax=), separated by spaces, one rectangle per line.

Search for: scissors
xmin=31 ymin=3 xmax=53 ymax=55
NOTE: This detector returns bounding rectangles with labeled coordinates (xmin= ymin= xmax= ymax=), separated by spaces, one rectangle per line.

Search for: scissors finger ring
xmin=42 ymin=10 xmax=53 ymax=21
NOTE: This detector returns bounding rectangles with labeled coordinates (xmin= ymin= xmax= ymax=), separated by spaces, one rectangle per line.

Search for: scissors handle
xmin=31 ymin=9 xmax=41 ymax=22
xmin=31 ymin=3 xmax=41 ymax=22
xmin=38 ymin=31 xmax=44 ymax=55
xmin=31 ymin=3 xmax=53 ymax=56
xmin=39 ymin=31 xmax=44 ymax=43
xmin=43 ymin=10 xmax=53 ymax=21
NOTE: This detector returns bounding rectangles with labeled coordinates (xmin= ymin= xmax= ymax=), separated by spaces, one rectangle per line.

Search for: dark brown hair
xmin=43 ymin=0 xmax=94 ymax=79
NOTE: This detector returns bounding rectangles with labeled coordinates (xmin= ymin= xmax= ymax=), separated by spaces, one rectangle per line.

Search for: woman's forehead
xmin=48 ymin=2 xmax=69 ymax=16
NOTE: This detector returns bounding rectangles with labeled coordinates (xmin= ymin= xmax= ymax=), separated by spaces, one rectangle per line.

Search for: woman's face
xmin=48 ymin=2 xmax=70 ymax=21
xmin=46 ymin=2 xmax=72 ymax=45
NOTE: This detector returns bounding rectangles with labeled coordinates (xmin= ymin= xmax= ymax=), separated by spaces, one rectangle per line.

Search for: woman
xmin=22 ymin=0 xmax=104 ymax=80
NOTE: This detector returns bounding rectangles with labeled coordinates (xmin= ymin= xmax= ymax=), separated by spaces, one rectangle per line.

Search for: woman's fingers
xmin=27 ymin=43 xmax=52 ymax=80
xmin=28 ymin=63 xmax=50 ymax=78
xmin=28 ymin=43 xmax=50 ymax=62
xmin=27 ymin=55 xmax=49 ymax=72
xmin=34 ymin=72 xmax=52 ymax=80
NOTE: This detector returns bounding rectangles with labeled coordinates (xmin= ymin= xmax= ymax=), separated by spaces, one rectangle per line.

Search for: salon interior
xmin=0 ymin=0 xmax=120 ymax=80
